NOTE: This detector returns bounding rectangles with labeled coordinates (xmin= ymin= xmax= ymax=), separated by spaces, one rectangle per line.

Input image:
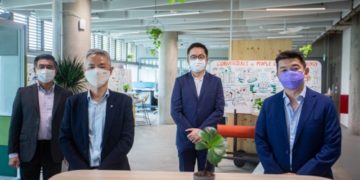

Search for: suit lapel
xmin=294 ymin=88 xmax=316 ymax=146
xmin=31 ymin=84 xmax=40 ymax=119
xmin=81 ymin=93 xmax=90 ymax=151
xmin=102 ymin=91 xmax=115 ymax=146
xmin=275 ymin=92 xmax=289 ymax=145
xmin=187 ymin=73 xmax=198 ymax=99
xmin=52 ymin=85 xmax=61 ymax=118
xmin=198 ymin=72 xmax=209 ymax=102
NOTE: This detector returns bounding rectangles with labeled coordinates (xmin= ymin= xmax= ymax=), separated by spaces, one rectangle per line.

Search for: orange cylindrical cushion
xmin=217 ymin=125 xmax=255 ymax=139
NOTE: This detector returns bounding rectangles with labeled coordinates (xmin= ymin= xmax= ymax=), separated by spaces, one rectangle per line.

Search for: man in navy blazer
xmin=171 ymin=42 xmax=225 ymax=172
xmin=255 ymin=50 xmax=341 ymax=178
xmin=60 ymin=49 xmax=134 ymax=170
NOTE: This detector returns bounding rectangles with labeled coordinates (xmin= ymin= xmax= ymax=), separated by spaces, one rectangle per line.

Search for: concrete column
xmin=62 ymin=0 xmax=91 ymax=60
xmin=52 ymin=0 xmax=62 ymax=58
xmin=349 ymin=13 xmax=360 ymax=135
xmin=158 ymin=32 xmax=178 ymax=124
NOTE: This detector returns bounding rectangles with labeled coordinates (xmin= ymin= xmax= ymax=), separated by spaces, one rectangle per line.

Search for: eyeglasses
xmin=189 ymin=54 xmax=206 ymax=61
xmin=37 ymin=64 xmax=55 ymax=70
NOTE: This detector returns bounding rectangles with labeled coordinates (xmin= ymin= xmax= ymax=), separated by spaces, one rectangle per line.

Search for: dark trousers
xmin=178 ymin=148 xmax=214 ymax=172
xmin=20 ymin=140 xmax=62 ymax=180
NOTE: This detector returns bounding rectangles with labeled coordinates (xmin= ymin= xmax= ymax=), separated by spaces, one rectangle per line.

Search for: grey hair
xmin=86 ymin=48 xmax=111 ymax=62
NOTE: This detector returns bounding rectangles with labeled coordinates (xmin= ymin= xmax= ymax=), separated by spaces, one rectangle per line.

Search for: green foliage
xmin=167 ymin=0 xmax=187 ymax=4
xmin=54 ymin=57 xmax=86 ymax=94
xmin=146 ymin=27 xmax=162 ymax=56
xmin=299 ymin=44 xmax=312 ymax=58
xmin=127 ymin=54 xmax=134 ymax=60
xmin=195 ymin=127 xmax=227 ymax=167
xmin=254 ymin=98 xmax=263 ymax=110
xmin=123 ymin=83 xmax=130 ymax=92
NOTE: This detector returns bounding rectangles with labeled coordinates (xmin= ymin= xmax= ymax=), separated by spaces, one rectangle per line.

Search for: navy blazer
xmin=255 ymin=87 xmax=341 ymax=178
xmin=59 ymin=90 xmax=134 ymax=170
xmin=171 ymin=72 xmax=225 ymax=151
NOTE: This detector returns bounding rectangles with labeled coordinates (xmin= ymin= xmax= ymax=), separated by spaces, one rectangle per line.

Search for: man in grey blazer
xmin=8 ymin=54 xmax=72 ymax=180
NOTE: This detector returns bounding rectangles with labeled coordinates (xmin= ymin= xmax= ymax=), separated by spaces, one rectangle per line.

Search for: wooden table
xmin=50 ymin=170 xmax=328 ymax=180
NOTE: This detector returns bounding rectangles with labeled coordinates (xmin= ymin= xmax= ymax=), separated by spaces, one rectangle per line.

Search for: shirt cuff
xmin=9 ymin=153 xmax=18 ymax=159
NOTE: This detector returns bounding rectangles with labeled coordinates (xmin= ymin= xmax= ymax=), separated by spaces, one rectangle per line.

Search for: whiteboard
xmin=210 ymin=60 xmax=322 ymax=113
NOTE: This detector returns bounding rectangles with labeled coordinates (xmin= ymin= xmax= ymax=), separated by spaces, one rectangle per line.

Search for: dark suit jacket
xmin=255 ymin=87 xmax=341 ymax=178
xmin=8 ymin=84 xmax=72 ymax=162
xmin=171 ymin=72 xmax=225 ymax=151
xmin=59 ymin=90 xmax=134 ymax=170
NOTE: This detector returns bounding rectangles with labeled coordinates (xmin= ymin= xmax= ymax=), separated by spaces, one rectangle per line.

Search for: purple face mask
xmin=278 ymin=70 xmax=304 ymax=90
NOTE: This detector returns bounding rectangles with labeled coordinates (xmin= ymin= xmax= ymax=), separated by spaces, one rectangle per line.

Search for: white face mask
xmin=84 ymin=68 xmax=111 ymax=88
xmin=36 ymin=69 xmax=56 ymax=83
xmin=189 ymin=59 xmax=206 ymax=73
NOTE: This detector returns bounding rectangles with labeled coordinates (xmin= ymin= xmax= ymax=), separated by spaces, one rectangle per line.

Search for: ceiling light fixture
xmin=267 ymin=35 xmax=304 ymax=39
xmin=153 ymin=11 xmax=200 ymax=18
xmin=266 ymin=7 xmax=326 ymax=11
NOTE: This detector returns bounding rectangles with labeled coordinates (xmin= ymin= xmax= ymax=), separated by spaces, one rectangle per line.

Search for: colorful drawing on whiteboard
xmin=210 ymin=60 xmax=321 ymax=113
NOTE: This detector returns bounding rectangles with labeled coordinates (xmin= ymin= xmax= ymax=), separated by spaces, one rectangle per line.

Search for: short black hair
xmin=275 ymin=50 xmax=306 ymax=69
xmin=34 ymin=54 xmax=58 ymax=68
xmin=187 ymin=42 xmax=208 ymax=57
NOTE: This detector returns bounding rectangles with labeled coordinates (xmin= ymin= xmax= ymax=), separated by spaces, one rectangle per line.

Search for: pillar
xmin=52 ymin=0 xmax=62 ymax=58
xmin=349 ymin=12 xmax=360 ymax=135
xmin=158 ymin=32 xmax=178 ymax=124
xmin=62 ymin=0 xmax=91 ymax=60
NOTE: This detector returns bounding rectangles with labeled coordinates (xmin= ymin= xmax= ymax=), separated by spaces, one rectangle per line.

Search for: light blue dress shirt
xmin=87 ymin=89 xmax=110 ymax=167
xmin=283 ymin=87 xmax=306 ymax=170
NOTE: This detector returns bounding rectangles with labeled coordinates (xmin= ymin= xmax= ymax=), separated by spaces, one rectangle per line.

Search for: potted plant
xmin=146 ymin=27 xmax=162 ymax=56
xmin=127 ymin=54 xmax=134 ymax=60
xmin=54 ymin=57 xmax=86 ymax=94
xmin=253 ymin=98 xmax=263 ymax=111
xmin=299 ymin=44 xmax=312 ymax=58
xmin=122 ymin=83 xmax=131 ymax=93
xmin=194 ymin=127 xmax=227 ymax=180
xmin=167 ymin=0 xmax=187 ymax=4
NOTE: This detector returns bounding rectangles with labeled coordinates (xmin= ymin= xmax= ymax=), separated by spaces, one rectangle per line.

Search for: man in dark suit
xmin=255 ymin=50 xmax=341 ymax=178
xmin=171 ymin=42 xmax=225 ymax=172
xmin=8 ymin=54 xmax=72 ymax=180
xmin=59 ymin=49 xmax=134 ymax=170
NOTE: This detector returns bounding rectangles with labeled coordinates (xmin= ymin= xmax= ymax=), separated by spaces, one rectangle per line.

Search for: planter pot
xmin=193 ymin=172 xmax=215 ymax=180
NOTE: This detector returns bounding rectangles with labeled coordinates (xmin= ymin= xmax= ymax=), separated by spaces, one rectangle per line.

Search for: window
xmin=109 ymin=38 xmax=115 ymax=60
xmin=28 ymin=13 xmax=42 ymax=50
xmin=115 ymin=40 xmax=122 ymax=61
xmin=102 ymin=35 xmax=109 ymax=52
xmin=13 ymin=13 xmax=27 ymax=25
xmin=43 ymin=21 xmax=53 ymax=51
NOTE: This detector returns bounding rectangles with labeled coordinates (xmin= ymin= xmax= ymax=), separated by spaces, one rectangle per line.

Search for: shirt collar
xmin=191 ymin=71 xmax=206 ymax=81
xmin=37 ymin=81 xmax=55 ymax=94
xmin=283 ymin=86 xmax=307 ymax=104
xmin=87 ymin=89 xmax=110 ymax=102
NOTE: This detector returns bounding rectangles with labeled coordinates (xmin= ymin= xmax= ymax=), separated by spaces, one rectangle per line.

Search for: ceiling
xmin=0 ymin=0 xmax=358 ymax=50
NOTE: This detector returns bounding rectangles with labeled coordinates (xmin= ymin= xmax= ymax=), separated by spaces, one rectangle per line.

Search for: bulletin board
xmin=210 ymin=60 xmax=322 ymax=113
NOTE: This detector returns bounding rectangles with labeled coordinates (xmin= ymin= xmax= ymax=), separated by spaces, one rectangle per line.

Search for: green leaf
xmin=207 ymin=149 xmax=223 ymax=166
xmin=54 ymin=57 xmax=85 ymax=94
xmin=195 ymin=141 xmax=208 ymax=151
xmin=195 ymin=126 xmax=227 ymax=166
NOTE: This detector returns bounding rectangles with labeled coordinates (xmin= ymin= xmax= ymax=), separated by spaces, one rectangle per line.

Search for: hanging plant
xmin=146 ymin=27 xmax=162 ymax=56
xmin=167 ymin=0 xmax=187 ymax=4
xmin=299 ymin=44 xmax=312 ymax=58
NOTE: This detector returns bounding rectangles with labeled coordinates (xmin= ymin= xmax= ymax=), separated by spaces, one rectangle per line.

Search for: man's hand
xmin=8 ymin=157 xmax=20 ymax=168
xmin=284 ymin=172 xmax=296 ymax=175
xmin=185 ymin=128 xmax=201 ymax=143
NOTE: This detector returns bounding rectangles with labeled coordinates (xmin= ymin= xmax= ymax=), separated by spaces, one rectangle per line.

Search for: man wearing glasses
xmin=8 ymin=54 xmax=72 ymax=180
xmin=171 ymin=42 xmax=225 ymax=172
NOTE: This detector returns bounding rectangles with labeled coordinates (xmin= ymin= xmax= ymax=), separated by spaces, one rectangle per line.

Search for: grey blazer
xmin=8 ymin=84 xmax=72 ymax=162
